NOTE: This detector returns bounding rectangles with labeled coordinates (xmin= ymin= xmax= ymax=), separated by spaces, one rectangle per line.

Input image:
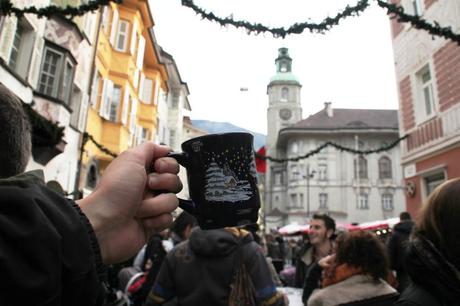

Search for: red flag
xmin=255 ymin=146 xmax=266 ymax=173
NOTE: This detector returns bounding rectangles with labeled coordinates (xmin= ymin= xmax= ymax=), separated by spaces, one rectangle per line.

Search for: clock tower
xmin=266 ymin=47 xmax=302 ymax=156
xmin=265 ymin=47 xmax=302 ymax=221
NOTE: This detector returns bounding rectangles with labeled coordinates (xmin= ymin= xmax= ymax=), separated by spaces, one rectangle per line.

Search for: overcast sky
xmin=148 ymin=0 xmax=399 ymax=135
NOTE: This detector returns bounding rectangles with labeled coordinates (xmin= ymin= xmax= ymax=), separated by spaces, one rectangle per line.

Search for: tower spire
xmin=275 ymin=47 xmax=292 ymax=73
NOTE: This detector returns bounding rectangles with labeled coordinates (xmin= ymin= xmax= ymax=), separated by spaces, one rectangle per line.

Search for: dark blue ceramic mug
xmin=168 ymin=132 xmax=260 ymax=229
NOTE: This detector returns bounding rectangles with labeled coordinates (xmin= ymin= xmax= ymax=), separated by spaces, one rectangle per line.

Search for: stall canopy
xmin=278 ymin=217 xmax=400 ymax=235
xmin=278 ymin=223 xmax=309 ymax=235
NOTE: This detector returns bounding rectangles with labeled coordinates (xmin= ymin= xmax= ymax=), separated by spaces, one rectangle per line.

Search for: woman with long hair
xmin=306 ymin=230 xmax=398 ymax=306
xmin=395 ymin=178 xmax=460 ymax=306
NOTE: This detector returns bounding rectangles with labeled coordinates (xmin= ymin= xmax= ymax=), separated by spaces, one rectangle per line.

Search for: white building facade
xmin=161 ymin=48 xmax=191 ymax=151
xmin=264 ymin=48 xmax=405 ymax=228
xmin=0 ymin=1 xmax=99 ymax=195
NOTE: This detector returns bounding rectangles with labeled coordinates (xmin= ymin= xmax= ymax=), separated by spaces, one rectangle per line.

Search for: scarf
xmin=322 ymin=264 xmax=362 ymax=288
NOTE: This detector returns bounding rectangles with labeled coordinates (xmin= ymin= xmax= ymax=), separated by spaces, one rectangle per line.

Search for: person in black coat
xmin=395 ymin=178 xmax=460 ymax=306
xmin=387 ymin=211 xmax=414 ymax=292
xmin=294 ymin=214 xmax=336 ymax=288
xmin=0 ymin=83 xmax=182 ymax=306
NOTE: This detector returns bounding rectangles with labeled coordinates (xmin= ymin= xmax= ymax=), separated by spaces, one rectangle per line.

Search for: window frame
xmin=318 ymin=163 xmax=328 ymax=181
xmin=109 ymin=84 xmax=122 ymax=122
xmin=358 ymin=193 xmax=369 ymax=210
xmin=115 ymin=19 xmax=129 ymax=52
xmin=415 ymin=63 xmax=437 ymax=124
xmin=423 ymin=171 xmax=445 ymax=198
xmin=354 ymin=156 xmax=368 ymax=179
xmin=141 ymin=77 xmax=154 ymax=104
xmin=38 ymin=44 xmax=76 ymax=106
xmin=378 ymin=156 xmax=392 ymax=179
xmin=319 ymin=193 xmax=328 ymax=209
xmin=381 ymin=194 xmax=394 ymax=211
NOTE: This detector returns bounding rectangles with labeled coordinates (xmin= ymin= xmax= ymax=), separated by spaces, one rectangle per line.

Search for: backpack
xmin=228 ymin=241 xmax=257 ymax=306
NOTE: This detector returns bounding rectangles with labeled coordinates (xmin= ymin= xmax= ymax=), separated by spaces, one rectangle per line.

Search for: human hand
xmin=318 ymin=254 xmax=336 ymax=269
xmin=78 ymin=142 xmax=181 ymax=264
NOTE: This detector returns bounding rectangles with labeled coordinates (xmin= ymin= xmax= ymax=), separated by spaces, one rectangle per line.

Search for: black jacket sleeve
xmin=302 ymin=262 xmax=323 ymax=305
xmin=0 ymin=182 xmax=107 ymax=306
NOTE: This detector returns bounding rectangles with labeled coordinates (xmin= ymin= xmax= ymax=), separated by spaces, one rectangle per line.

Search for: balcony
xmin=403 ymin=103 xmax=460 ymax=162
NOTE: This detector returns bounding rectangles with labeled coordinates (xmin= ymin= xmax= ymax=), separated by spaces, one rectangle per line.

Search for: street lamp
xmin=305 ymin=164 xmax=316 ymax=218
xmin=294 ymin=165 xmax=316 ymax=218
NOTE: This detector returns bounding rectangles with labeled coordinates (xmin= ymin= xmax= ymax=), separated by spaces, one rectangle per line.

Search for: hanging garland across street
xmin=255 ymin=135 xmax=408 ymax=163
xmin=80 ymin=130 xmax=407 ymax=165
xmin=1 ymin=0 xmax=459 ymax=44
xmin=0 ymin=0 xmax=120 ymax=19
xmin=375 ymin=0 xmax=460 ymax=45
xmin=180 ymin=0 xmax=370 ymax=38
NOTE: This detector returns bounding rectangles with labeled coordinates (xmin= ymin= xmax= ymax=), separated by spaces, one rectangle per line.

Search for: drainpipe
xmin=73 ymin=6 xmax=104 ymax=200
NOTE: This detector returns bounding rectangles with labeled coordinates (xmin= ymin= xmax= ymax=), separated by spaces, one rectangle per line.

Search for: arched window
xmin=86 ymin=164 xmax=98 ymax=189
xmin=354 ymin=156 xmax=368 ymax=179
xmin=281 ymin=87 xmax=289 ymax=102
xmin=379 ymin=156 xmax=392 ymax=179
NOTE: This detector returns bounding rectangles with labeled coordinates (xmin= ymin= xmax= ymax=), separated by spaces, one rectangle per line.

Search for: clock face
xmin=279 ymin=109 xmax=292 ymax=120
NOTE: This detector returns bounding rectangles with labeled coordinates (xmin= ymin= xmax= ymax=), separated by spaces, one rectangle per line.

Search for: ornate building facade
xmin=389 ymin=0 xmax=460 ymax=216
xmin=264 ymin=48 xmax=405 ymax=228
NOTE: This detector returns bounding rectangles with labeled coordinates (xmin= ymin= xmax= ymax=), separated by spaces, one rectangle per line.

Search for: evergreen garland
xmin=1 ymin=0 xmax=458 ymax=43
xmin=23 ymin=102 xmax=65 ymax=147
xmin=0 ymin=0 xmax=120 ymax=19
xmin=181 ymin=0 xmax=370 ymax=38
xmin=83 ymin=132 xmax=118 ymax=158
xmin=376 ymin=0 xmax=460 ymax=45
xmin=255 ymin=135 xmax=407 ymax=163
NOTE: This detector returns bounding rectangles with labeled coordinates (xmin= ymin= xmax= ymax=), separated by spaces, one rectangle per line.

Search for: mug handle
xmin=166 ymin=152 xmax=196 ymax=216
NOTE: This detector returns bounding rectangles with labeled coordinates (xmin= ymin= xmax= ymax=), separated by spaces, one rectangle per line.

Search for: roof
xmin=269 ymin=72 xmax=300 ymax=85
xmin=288 ymin=108 xmax=399 ymax=130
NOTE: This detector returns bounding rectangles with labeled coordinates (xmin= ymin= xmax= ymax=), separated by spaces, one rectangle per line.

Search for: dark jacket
xmin=145 ymin=228 xmax=285 ymax=306
xmin=387 ymin=220 xmax=414 ymax=292
xmin=132 ymin=234 xmax=167 ymax=306
xmin=395 ymin=234 xmax=460 ymax=306
xmin=0 ymin=171 xmax=107 ymax=306
xmin=294 ymin=242 xmax=314 ymax=288
xmin=302 ymin=262 xmax=322 ymax=304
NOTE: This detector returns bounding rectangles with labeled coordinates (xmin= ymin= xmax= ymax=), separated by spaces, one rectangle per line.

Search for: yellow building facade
xmin=83 ymin=0 xmax=168 ymax=190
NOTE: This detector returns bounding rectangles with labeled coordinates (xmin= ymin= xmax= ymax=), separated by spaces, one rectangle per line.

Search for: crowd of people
xmin=1 ymin=82 xmax=459 ymax=306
